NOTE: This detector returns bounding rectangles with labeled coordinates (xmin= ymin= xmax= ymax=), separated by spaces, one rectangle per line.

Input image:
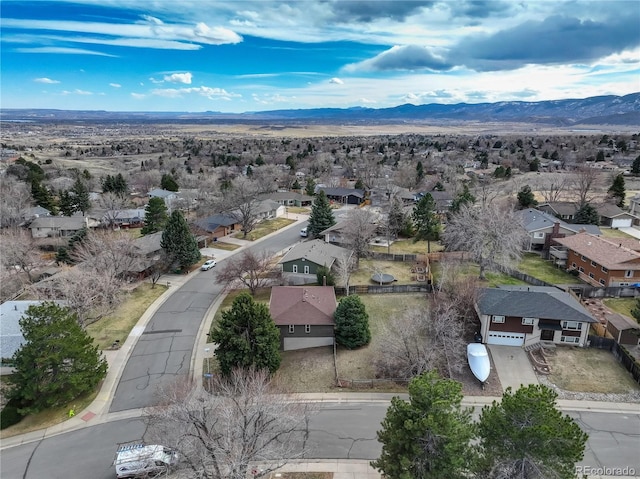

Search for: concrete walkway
xmin=488 ymin=345 xmax=540 ymax=391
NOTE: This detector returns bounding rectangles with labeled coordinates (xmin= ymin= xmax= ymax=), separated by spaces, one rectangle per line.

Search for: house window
xmin=292 ymin=265 xmax=298 ymax=273
xmin=492 ymin=315 xmax=505 ymax=323
xmin=562 ymin=321 xmax=582 ymax=331
xmin=625 ymin=270 xmax=633 ymax=278
xmin=620 ymin=282 xmax=630 ymax=286
xmin=305 ymin=325 xmax=311 ymax=334
xmin=591 ymin=260 xmax=597 ymax=267
xmin=288 ymin=325 xmax=295 ymax=334
xmin=601 ymin=266 xmax=609 ymax=273
xmin=581 ymin=255 xmax=586 ymax=261
xmin=533 ymin=232 xmax=545 ymax=239
xmin=599 ymin=279 xmax=606 ymax=286
xmin=571 ymin=262 xmax=576 ymax=268
xmin=522 ymin=317 xmax=535 ymax=326
xmin=304 ymin=265 xmax=310 ymax=274
xmin=560 ymin=336 xmax=580 ymax=344
xmin=589 ymin=272 xmax=595 ymax=279
xmin=578 ymin=267 xmax=584 ymax=273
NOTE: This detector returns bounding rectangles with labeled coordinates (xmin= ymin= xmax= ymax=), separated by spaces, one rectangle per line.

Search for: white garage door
xmin=487 ymin=332 xmax=525 ymax=346
xmin=612 ymin=218 xmax=632 ymax=229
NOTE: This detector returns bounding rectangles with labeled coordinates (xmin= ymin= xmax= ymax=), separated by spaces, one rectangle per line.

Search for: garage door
xmin=487 ymin=332 xmax=525 ymax=346
xmin=612 ymin=218 xmax=632 ymax=228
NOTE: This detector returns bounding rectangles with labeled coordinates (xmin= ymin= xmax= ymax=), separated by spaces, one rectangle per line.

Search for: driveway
xmin=488 ymin=345 xmax=539 ymax=391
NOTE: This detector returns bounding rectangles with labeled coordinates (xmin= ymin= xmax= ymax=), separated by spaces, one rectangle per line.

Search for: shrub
xmin=1 ymin=404 xmax=24 ymax=429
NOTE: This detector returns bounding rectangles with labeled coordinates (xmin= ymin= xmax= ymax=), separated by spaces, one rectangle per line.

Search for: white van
xmin=300 ymin=227 xmax=308 ymax=237
xmin=113 ymin=443 xmax=179 ymax=478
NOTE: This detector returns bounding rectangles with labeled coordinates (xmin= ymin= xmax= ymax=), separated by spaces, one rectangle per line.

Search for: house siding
xmin=567 ymin=249 xmax=640 ymax=286
xmin=281 ymin=259 xmax=324 ymax=275
xmin=489 ymin=317 xmax=534 ymax=334
xmin=277 ymin=324 xmax=334 ymax=351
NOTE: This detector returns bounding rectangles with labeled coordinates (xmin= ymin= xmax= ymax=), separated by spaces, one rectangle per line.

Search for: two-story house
xmin=551 ymin=232 xmax=640 ymax=287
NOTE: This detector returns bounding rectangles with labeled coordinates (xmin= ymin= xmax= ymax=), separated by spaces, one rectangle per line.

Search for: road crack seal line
xmin=21 ymin=437 xmax=43 ymax=479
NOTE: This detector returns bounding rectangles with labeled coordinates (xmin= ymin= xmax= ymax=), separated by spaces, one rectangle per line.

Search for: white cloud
xmin=109 ymin=83 xmax=121 ymax=88
xmin=329 ymin=77 xmax=344 ymax=84
xmin=61 ymin=89 xmax=93 ymax=95
xmin=131 ymin=93 xmax=146 ymax=99
xmin=164 ymin=72 xmax=193 ymax=84
xmin=150 ymin=86 xmax=241 ymax=100
xmin=149 ymin=77 xmax=164 ymax=84
xmin=16 ymin=46 xmax=117 ymax=56
xmin=34 ymin=77 xmax=60 ymax=84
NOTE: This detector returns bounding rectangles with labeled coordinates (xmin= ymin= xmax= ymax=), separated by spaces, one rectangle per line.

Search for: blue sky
xmin=1 ymin=0 xmax=639 ymax=113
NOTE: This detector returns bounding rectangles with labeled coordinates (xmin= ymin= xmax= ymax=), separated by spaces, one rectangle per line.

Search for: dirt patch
xmin=544 ymin=347 xmax=640 ymax=395
xmin=451 ymin=349 xmax=503 ymax=397
xmin=275 ymin=346 xmax=336 ymax=393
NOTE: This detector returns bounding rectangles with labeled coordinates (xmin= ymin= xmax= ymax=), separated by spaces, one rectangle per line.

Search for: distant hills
xmin=2 ymin=93 xmax=639 ymax=126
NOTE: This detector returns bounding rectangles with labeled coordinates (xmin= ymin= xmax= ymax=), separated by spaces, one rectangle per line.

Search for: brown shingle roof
xmin=269 ymin=286 xmax=336 ymax=326
xmin=554 ymin=232 xmax=640 ymax=270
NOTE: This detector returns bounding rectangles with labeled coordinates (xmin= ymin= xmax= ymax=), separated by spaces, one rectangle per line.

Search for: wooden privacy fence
xmin=369 ymin=252 xmax=418 ymax=262
xmin=335 ymin=283 xmax=432 ymax=295
xmin=588 ymin=335 xmax=640 ymax=384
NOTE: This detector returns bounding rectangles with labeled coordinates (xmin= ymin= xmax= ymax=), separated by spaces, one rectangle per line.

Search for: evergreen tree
xmin=632 ymin=155 xmax=640 ymax=177
xmin=292 ymin=179 xmax=301 ymax=190
xmin=316 ymin=265 xmax=335 ymax=286
xmin=412 ymin=193 xmax=441 ymax=252
xmin=608 ymin=173 xmax=626 ymax=208
xmin=372 ymin=371 xmax=476 ymax=479
xmin=308 ymin=190 xmax=336 ymax=238
xmin=517 ymin=185 xmax=538 ymax=209
xmin=141 ymin=197 xmax=169 ymax=235
xmin=334 ymin=295 xmax=371 ymax=349
xmin=161 ymin=210 xmax=201 ymax=270
xmin=31 ymin=179 xmax=57 ymax=214
xmin=210 ymin=292 xmax=281 ymax=376
xmin=477 ymin=384 xmax=588 ymax=479
xmin=354 ymin=178 xmax=364 ymax=190
xmin=304 ymin=177 xmax=316 ymax=196
xmin=574 ymin=203 xmax=600 ymax=225
xmin=58 ymin=189 xmax=76 ymax=216
xmin=449 ymin=184 xmax=475 ymax=214
xmin=71 ymin=178 xmax=91 ymax=214
xmin=160 ymin=173 xmax=179 ymax=192
xmin=631 ymin=298 xmax=640 ymax=324
xmin=55 ymin=246 xmax=72 ymax=265
xmin=416 ymin=161 xmax=425 ymax=182
xmin=9 ymin=302 xmax=108 ymax=415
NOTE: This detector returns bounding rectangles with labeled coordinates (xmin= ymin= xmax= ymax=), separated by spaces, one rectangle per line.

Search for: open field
xmin=87 ymin=282 xmax=167 ymax=350
xmin=545 ymin=347 xmax=640 ymax=394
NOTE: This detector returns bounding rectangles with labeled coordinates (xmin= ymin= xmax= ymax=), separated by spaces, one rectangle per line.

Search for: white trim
xmin=288 ymin=325 xmax=295 ymax=334
xmin=492 ymin=315 xmax=505 ymax=323
xmin=522 ymin=317 xmax=535 ymax=325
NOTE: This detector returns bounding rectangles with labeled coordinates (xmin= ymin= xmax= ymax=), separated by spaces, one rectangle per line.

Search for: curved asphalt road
xmin=109 ymin=220 xmax=308 ymax=412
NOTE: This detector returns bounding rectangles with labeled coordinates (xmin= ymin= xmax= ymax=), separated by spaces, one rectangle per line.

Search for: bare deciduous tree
xmin=217 ymin=249 xmax=281 ymax=296
xmin=334 ymin=251 xmax=356 ymax=295
xmin=220 ymin=177 xmax=262 ymax=238
xmin=374 ymin=295 xmax=466 ymax=379
xmin=0 ymin=176 xmax=32 ymax=228
xmin=97 ymin=192 xmax=131 ymax=228
xmin=572 ymin=165 xmax=601 ymax=207
xmin=71 ymin=230 xmax=138 ymax=280
xmin=535 ymin=174 xmax=569 ymax=203
xmin=443 ymin=203 xmax=528 ymax=279
xmin=32 ymin=263 xmax=124 ymax=327
xmin=341 ymin=208 xmax=378 ymax=266
xmin=144 ymin=368 xmax=314 ymax=479
xmin=0 ymin=227 xmax=44 ymax=284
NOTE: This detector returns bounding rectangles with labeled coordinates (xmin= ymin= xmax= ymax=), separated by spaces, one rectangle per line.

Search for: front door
xmin=540 ymin=329 xmax=555 ymax=341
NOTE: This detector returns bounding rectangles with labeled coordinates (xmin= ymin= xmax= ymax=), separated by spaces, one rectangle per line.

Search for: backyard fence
xmin=503 ymin=268 xmax=557 ymax=288
xmin=369 ymin=252 xmax=418 ymax=262
xmin=571 ymin=285 xmax=640 ymax=299
xmin=587 ymin=335 xmax=640 ymax=384
xmin=335 ymin=283 xmax=432 ymax=296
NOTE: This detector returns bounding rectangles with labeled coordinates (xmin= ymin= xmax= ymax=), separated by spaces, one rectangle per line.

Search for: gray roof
xmin=279 ymin=239 xmax=351 ymax=268
xmin=517 ymin=208 xmax=602 ymax=235
xmin=319 ymin=187 xmax=365 ymax=198
xmin=255 ymin=199 xmax=282 ymax=215
xmin=29 ymin=216 xmax=87 ymax=230
xmin=133 ymin=231 xmax=163 ymax=255
xmin=148 ymin=188 xmax=177 ymax=198
xmin=193 ymin=213 xmax=238 ymax=232
xmin=0 ymin=301 xmax=65 ymax=359
xmin=260 ymin=192 xmax=314 ymax=202
xmin=477 ymin=287 xmax=596 ymax=323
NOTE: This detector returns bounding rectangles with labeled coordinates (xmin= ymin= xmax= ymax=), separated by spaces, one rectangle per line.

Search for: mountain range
xmin=2 ymin=93 xmax=639 ymax=126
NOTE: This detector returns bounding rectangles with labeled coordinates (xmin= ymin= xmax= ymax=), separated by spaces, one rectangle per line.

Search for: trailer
xmin=113 ymin=442 xmax=179 ymax=478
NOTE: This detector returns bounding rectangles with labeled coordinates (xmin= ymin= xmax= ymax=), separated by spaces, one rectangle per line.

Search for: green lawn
xmin=369 ymin=239 xmax=444 ymax=255
xmin=601 ymin=228 xmax=635 ymax=239
xmin=206 ymin=241 xmax=240 ymax=251
xmin=430 ymin=261 xmax=526 ymax=287
xmin=517 ymin=253 xmax=578 ymax=284
xmin=603 ymin=298 xmax=637 ymax=319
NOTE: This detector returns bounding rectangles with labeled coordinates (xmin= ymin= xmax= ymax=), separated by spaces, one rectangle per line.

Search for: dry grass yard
xmin=86 ymin=282 xmax=167 ymax=350
xmin=275 ymin=346 xmax=337 ymax=393
xmin=350 ymin=260 xmax=417 ymax=284
xmin=603 ymin=298 xmax=636 ymax=318
xmin=234 ymin=218 xmax=297 ymax=241
xmin=546 ymin=347 xmax=639 ymax=394
xmin=207 ymin=241 xmax=241 ymax=251
xmin=369 ymin=239 xmax=444 ymax=255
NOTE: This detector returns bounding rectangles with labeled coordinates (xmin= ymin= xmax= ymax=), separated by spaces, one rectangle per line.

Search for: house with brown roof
xmin=551 ymin=232 xmax=640 ymax=287
xmin=605 ymin=313 xmax=640 ymax=345
xmin=269 ymin=286 xmax=336 ymax=351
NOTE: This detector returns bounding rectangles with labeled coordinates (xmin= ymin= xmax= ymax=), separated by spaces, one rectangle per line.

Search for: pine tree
xmin=574 ymin=203 xmax=600 ymax=225
xmin=477 ymin=384 xmax=588 ymax=479
xmin=161 ymin=210 xmax=201 ymax=270
xmin=160 ymin=173 xmax=179 ymax=192
xmin=210 ymin=292 xmax=281 ymax=376
xmin=632 ymin=155 xmax=640 ymax=177
xmin=608 ymin=173 xmax=625 ymax=208
xmin=412 ymin=193 xmax=441 ymax=252
xmin=141 ymin=197 xmax=169 ymax=235
xmin=304 ymin=177 xmax=316 ymax=196
xmin=334 ymin=295 xmax=371 ymax=349
xmin=308 ymin=190 xmax=336 ymax=238
xmin=517 ymin=185 xmax=538 ymax=209
xmin=9 ymin=302 xmax=108 ymax=415
xmin=372 ymin=371 xmax=476 ymax=479
xmin=71 ymin=178 xmax=91 ymax=214
xmin=449 ymin=184 xmax=475 ymax=214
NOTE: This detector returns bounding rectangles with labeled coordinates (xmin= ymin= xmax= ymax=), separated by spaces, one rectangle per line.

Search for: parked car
xmin=201 ymin=259 xmax=216 ymax=270
xmin=300 ymin=227 xmax=308 ymax=237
